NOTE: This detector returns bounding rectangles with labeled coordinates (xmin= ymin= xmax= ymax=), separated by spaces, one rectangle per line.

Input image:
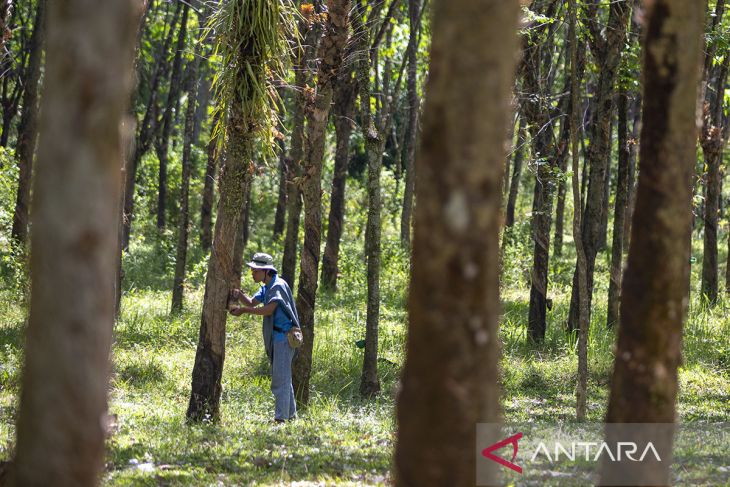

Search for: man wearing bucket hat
xmin=228 ymin=252 xmax=300 ymax=423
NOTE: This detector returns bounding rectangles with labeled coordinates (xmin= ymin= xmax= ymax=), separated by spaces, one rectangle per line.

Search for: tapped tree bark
xmin=394 ymin=0 xmax=519 ymax=484
xmin=601 ymin=0 xmax=704 ymax=484
xmin=12 ymin=0 xmax=138 ymax=483
xmin=292 ymin=0 xmax=350 ymax=406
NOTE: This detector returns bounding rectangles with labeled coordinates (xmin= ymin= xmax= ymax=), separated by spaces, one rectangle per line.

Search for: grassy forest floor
xmin=0 ymin=167 xmax=729 ymax=485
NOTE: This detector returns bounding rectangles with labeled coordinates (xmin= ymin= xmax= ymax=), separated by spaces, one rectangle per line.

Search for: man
xmin=228 ymin=252 xmax=299 ymax=423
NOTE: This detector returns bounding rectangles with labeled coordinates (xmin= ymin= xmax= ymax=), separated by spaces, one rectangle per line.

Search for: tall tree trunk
xmin=273 ymin=136 xmax=288 ymax=237
xmin=356 ymin=8 xmax=389 ymax=399
xmin=606 ymin=89 xmax=630 ymax=328
xmin=524 ymin=0 xmax=559 ymax=343
xmin=187 ymin=0 xmax=283 ymax=421
xmin=394 ymin=1 xmax=519 ymax=485
xmin=321 ymin=65 xmax=357 ymax=291
xmin=700 ymin=21 xmax=728 ymax=304
xmin=623 ymin=93 xmax=641 ymax=251
xmin=504 ymin=116 xmax=526 ymax=228
xmin=155 ymin=2 xmax=189 ymax=230
xmin=292 ymin=0 xmax=350 ymax=406
xmin=200 ymin=112 xmax=219 ymax=253
xmin=12 ymin=0 xmax=137 ymax=483
xmin=597 ymin=116 xmax=613 ymax=253
xmin=399 ymin=0 xmax=421 ymax=248
xmin=567 ymin=0 xmax=630 ymax=332
xmin=281 ymin=3 xmax=322 ymax=288
xmin=122 ymin=0 xmax=182 ymax=250
xmin=554 ymin=32 xmax=586 ymax=258
xmin=10 ymin=0 xmax=45 ymax=248
xmin=187 ymin=127 xmax=253 ymax=421
xmin=569 ymin=0 xmax=589 ymax=422
xmin=600 ymin=1 xmax=703 ymax=484
xmin=172 ymin=6 xmax=206 ymax=314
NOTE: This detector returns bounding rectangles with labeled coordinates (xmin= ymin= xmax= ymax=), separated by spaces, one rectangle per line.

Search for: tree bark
xmin=504 ymin=116 xmax=526 ymax=228
xmin=292 ymin=0 xmax=350 ymax=406
xmin=12 ymin=0 xmax=138 ymax=483
xmin=172 ymin=6 xmax=207 ymax=314
xmin=567 ymin=0 xmax=630 ymax=332
xmin=568 ymin=0 xmax=589 ymax=423
xmin=10 ymin=0 xmax=45 ymax=248
xmin=700 ymin=25 xmax=728 ymax=304
xmin=601 ymin=1 xmax=703 ymax=484
xmin=200 ymin=112 xmax=219 ymax=253
xmin=394 ymin=0 xmax=519 ymax=485
xmin=399 ymin=0 xmax=421 ymax=248
xmin=321 ymin=65 xmax=357 ymax=291
xmin=273 ymin=136 xmax=288 ymax=238
xmin=155 ymin=2 xmax=189 ymax=230
xmin=281 ymin=3 xmax=322 ymax=288
xmin=524 ymin=0 xmax=560 ymax=343
xmin=607 ymin=89 xmax=630 ymax=328
xmin=623 ymin=93 xmax=641 ymax=252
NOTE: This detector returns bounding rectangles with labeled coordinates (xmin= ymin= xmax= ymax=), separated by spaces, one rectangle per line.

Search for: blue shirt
xmin=254 ymin=275 xmax=293 ymax=343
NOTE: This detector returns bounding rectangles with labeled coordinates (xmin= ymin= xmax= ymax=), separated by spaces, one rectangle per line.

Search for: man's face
xmin=251 ymin=268 xmax=265 ymax=283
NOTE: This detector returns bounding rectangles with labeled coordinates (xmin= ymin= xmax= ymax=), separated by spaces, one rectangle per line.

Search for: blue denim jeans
xmin=271 ymin=339 xmax=296 ymax=421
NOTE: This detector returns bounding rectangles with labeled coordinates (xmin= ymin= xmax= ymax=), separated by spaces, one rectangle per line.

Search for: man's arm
xmin=229 ymin=288 xmax=258 ymax=306
xmin=229 ymin=301 xmax=277 ymax=317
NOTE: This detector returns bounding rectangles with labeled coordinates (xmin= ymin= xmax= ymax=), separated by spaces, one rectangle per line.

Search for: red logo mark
xmin=481 ymin=432 xmax=523 ymax=473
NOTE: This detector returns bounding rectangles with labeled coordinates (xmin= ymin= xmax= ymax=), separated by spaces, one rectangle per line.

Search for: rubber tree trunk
xmin=354 ymin=6 xmax=388 ymax=399
xmin=10 ymin=0 xmax=45 ymax=249
xmin=623 ymin=93 xmax=641 ymax=252
xmin=568 ymin=0 xmax=590 ymax=422
xmin=601 ymin=2 xmax=703 ymax=484
xmin=606 ymin=89 xmax=631 ymax=328
xmin=394 ymin=0 xmax=519 ymax=485
xmin=700 ymin=49 xmax=729 ymax=304
xmin=320 ymin=66 xmax=356 ymax=292
xmin=187 ymin=0 xmax=277 ymax=418
xmin=567 ymin=0 xmax=630 ymax=332
xmin=12 ymin=0 xmax=137 ymax=483
xmin=399 ymin=0 xmax=421 ymax=248
xmin=273 ymin=136 xmax=288 ymax=238
xmin=155 ymin=2 xmax=189 ymax=230
xmin=281 ymin=6 xmax=322 ymax=288
xmin=292 ymin=0 xmax=350 ymax=407
xmin=200 ymin=111 xmax=219 ymax=253
xmin=504 ymin=116 xmax=526 ymax=228
xmin=187 ymin=123 xmax=254 ymax=421
xmin=524 ymin=0 xmax=560 ymax=343
xmin=171 ymin=6 xmax=207 ymax=314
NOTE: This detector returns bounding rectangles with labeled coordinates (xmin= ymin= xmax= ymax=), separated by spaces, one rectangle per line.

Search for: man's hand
xmin=229 ymin=288 xmax=244 ymax=303
xmin=228 ymin=304 xmax=248 ymax=316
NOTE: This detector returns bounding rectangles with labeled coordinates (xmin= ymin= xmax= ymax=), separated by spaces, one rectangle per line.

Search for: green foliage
xmin=208 ymin=0 xmax=297 ymax=160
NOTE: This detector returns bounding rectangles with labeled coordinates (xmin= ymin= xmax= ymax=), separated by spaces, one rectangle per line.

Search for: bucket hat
xmin=246 ymin=252 xmax=277 ymax=272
